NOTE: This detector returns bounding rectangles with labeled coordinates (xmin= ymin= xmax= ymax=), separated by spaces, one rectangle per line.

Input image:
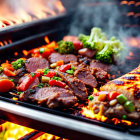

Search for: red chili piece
xmin=45 ymin=71 xmax=56 ymax=77
xmin=58 ymin=64 xmax=71 ymax=72
xmin=73 ymin=41 xmax=83 ymax=51
xmin=49 ymin=80 xmax=66 ymax=88
xmin=107 ymin=92 xmax=121 ymax=101
xmin=18 ymin=72 xmax=40 ymax=91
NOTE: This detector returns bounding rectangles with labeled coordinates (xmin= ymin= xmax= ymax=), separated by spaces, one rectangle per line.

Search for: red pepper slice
xmin=18 ymin=72 xmax=40 ymax=91
xmin=73 ymin=41 xmax=83 ymax=51
xmin=49 ymin=80 xmax=66 ymax=88
xmin=45 ymin=71 xmax=56 ymax=77
xmin=107 ymin=92 xmax=121 ymax=101
xmin=58 ymin=64 xmax=71 ymax=72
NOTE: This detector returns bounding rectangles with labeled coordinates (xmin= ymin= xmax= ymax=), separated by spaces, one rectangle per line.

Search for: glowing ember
xmin=124 ymin=37 xmax=140 ymax=48
xmin=0 ymin=122 xmax=66 ymax=140
xmin=0 ymin=39 xmax=12 ymax=47
xmin=0 ymin=0 xmax=65 ymax=28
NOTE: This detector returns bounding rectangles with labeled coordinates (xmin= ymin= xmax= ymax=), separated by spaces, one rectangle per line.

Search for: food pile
xmin=1 ymin=27 xmax=138 ymax=122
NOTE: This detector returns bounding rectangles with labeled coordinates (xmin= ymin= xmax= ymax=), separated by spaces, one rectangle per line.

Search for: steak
xmin=48 ymin=53 xmax=77 ymax=64
xmin=74 ymin=68 xmax=97 ymax=88
xmin=91 ymin=68 xmax=108 ymax=80
xmin=78 ymin=48 xmax=96 ymax=58
xmin=25 ymin=57 xmax=49 ymax=72
xmin=57 ymin=71 xmax=88 ymax=100
xmin=90 ymin=60 xmax=111 ymax=72
xmin=28 ymin=87 xmax=77 ymax=108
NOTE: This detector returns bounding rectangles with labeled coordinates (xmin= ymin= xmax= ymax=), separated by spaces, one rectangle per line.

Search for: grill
xmin=0 ymin=0 xmax=140 ymax=139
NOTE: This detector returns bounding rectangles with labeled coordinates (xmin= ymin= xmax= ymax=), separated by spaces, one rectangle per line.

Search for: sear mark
xmin=122 ymin=76 xmax=137 ymax=80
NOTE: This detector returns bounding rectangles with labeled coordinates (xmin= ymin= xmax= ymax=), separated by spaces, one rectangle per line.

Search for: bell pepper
xmin=116 ymin=94 xmax=127 ymax=104
xmin=18 ymin=72 xmax=40 ymax=91
xmin=56 ymin=60 xmax=64 ymax=66
xmin=45 ymin=71 xmax=56 ymax=78
xmin=58 ymin=64 xmax=71 ymax=72
xmin=107 ymin=92 xmax=121 ymax=101
xmin=49 ymin=80 xmax=66 ymax=88
xmin=73 ymin=41 xmax=83 ymax=51
xmin=98 ymin=94 xmax=107 ymax=101
xmin=88 ymin=95 xmax=94 ymax=101
xmin=3 ymin=67 xmax=16 ymax=77
xmin=124 ymin=101 xmax=135 ymax=113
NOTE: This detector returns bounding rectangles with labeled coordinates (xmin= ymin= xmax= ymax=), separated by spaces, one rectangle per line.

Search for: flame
xmin=0 ymin=122 xmax=66 ymax=140
xmin=0 ymin=39 xmax=12 ymax=47
xmin=0 ymin=0 xmax=65 ymax=28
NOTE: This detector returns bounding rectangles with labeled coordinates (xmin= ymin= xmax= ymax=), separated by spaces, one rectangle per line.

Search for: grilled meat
xmin=48 ymin=53 xmax=77 ymax=64
xmin=28 ymin=87 xmax=77 ymax=108
xmin=74 ymin=68 xmax=97 ymax=88
xmin=90 ymin=60 xmax=111 ymax=72
xmin=78 ymin=48 xmax=96 ymax=58
xmin=57 ymin=71 xmax=88 ymax=100
xmin=25 ymin=57 xmax=49 ymax=72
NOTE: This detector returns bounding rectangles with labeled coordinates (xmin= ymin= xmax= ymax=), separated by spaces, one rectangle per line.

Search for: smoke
xmin=69 ymin=0 xmax=139 ymax=38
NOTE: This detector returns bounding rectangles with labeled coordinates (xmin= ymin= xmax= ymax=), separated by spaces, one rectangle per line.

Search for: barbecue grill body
xmin=0 ymin=27 xmax=140 ymax=140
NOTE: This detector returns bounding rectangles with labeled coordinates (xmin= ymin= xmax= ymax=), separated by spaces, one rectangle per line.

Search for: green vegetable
xmin=122 ymin=115 xmax=127 ymax=120
xmin=88 ymin=95 xmax=94 ymax=101
xmin=57 ymin=40 xmax=74 ymax=54
xmin=12 ymin=59 xmax=25 ymax=70
xmin=31 ymin=73 xmax=35 ymax=77
xmin=43 ymin=68 xmax=50 ymax=75
xmin=39 ymin=48 xmax=45 ymax=54
xmin=52 ymin=76 xmax=62 ymax=81
xmin=66 ymin=70 xmax=74 ymax=74
xmin=37 ymin=83 xmax=44 ymax=88
xmin=29 ymin=89 xmax=34 ymax=94
xmin=54 ymin=48 xmax=58 ymax=51
xmin=124 ymin=101 xmax=135 ymax=113
xmin=17 ymin=91 xmax=23 ymax=95
xmin=10 ymin=79 xmax=14 ymax=82
xmin=116 ymin=94 xmax=127 ymax=104
xmin=0 ymin=67 xmax=3 ymax=73
xmin=78 ymin=27 xmax=125 ymax=64
xmin=71 ymin=65 xmax=75 ymax=70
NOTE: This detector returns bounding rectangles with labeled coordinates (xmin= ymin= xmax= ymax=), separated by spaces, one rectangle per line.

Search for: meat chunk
xmin=48 ymin=53 xmax=77 ymax=64
xmin=63 ymin=36 xmax=79 ymax=42
xmin=57 ymin=72 xmax=87 ymax=100
xmin=74 ymin=68 xmax=97 ymax=88
xmin=28 ymin=87 xmax=77 ymax=108
xmin=90 ymin=60 xmax=111 ymax=72
xmin=78 ymin=48 xmax=96 ymax=58
xmin=100 ymin=65 xmax=140 ymax=120
xmin=91 ymin=68 xmax=108 ymax=80
xmin=25 ymin=57 xmax=49 ymax=72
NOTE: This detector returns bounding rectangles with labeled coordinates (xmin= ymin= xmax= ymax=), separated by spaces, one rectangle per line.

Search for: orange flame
xmin=0 ymin=39 xmax=12 ymax=47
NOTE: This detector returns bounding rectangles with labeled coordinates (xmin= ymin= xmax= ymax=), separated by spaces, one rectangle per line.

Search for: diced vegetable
xmin=41 ymin=48 xmax=51 ymax=58
xmin=88 ymin=95 xmax=94 ymax=101
xmin=10 ymin=79 xmax=14 ymax=82
xmin=3 ymin=68 xmax=16 ymax=77
xmin=0 ymin=67 xmax=3 ymax=73
xmin=1 ymin=63 xmax=15 ymax=71
xmin=58 ymin=64 xmax=71 ymax=72
xmin=50 ymin=63 xmax=57 ymax=68
xmin=39 ymin=48 xmax=45 ymax=54
xmin=107 ymin=92 xmax=120 ymax=101
xmin=31 ymin=73 xmax=35 ymax=77
xmin=0 ymin=79 xmax=14 ymax=92
xmin=43 ymin=68 xmax=50 ymax=75
xmin=124 ymin=101 xmax=135 ymax=113
xmin=41 ymin=76 xmax=50 ymax=83
xmin=71 ymin=65 xmax=75 ymax=70
xmin=98 ymin=94 xmax=106 ymax=101
xmin=57 ymin=40 xmax=74 ymax=54
xmin=56 ymin=60 xmax=64 ymax=66
xmin=49 ymin=80 xmax=66 ymax=88
xmin=109 ymin=99 xmax=117 ymax=106
xmin=38 ymin=83 xmax=44 ymax=88
xmin=52 ymin=76 xmax=62 ymax=81
xmin=66 ymin=70 xmax=74 ymax=74
xmin=45 ymin=71 xmax=56 ymax=78
xmin=17 ymin=91 xmax=23 ymax=95
xmin=18 ymin=72 xmax=40 ymax=91
xmin=116 ymin=94 xmax=127 ymax=104
xmin=122 ymin=114 xmax=127 ymax=120
xmin=73 ymin=41 xmax=83 ymax=50
xmin=12 ymin=59 xmax=25 ymax=70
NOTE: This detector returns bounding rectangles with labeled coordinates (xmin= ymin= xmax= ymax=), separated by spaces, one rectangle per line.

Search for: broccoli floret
xmin=57 ymin=40 xmax=74 ymax=54
xmin=79 ymin=27 xmax=107 ymax=51
xmin=96 ymin=43 xmax=113 ymax=63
